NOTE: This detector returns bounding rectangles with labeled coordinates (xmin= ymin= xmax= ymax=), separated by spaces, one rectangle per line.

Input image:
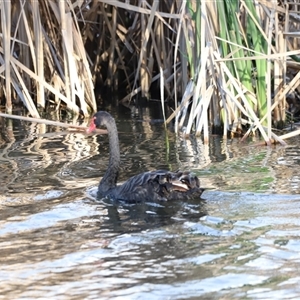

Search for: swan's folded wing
xmin=109 ymin=170 xmax=204 ymax=203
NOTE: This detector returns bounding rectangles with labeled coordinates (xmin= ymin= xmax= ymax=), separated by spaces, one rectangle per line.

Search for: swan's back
xmin=100 ymin=170 xmax=205 ymax=203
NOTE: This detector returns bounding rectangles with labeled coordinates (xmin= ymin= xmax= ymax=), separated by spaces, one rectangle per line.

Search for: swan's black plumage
xmin=87 ymin=111 xmax=205 ymax=202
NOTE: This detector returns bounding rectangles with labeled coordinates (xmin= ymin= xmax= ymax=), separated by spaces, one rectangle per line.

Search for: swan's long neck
xmin=98 ymin=114 xmax=120 ymax=194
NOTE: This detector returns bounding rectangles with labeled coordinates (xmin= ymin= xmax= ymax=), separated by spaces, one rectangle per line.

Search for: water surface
xmin=1 ymin=108 xmax=300 ymax=299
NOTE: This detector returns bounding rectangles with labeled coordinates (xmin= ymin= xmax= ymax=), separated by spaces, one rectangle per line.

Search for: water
xmin=1 ymin=108 xmax=300 ymax=299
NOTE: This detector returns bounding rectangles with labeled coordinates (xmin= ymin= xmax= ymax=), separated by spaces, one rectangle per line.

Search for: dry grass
xmin=1 ymin=1 xmax=300 ymax=144
xmin=0 ymin=0 xmax=96 ymax=117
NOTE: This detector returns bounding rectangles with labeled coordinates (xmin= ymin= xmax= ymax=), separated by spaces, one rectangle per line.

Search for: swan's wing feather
xmin=110 ymin=170 xmax=204 ymax=202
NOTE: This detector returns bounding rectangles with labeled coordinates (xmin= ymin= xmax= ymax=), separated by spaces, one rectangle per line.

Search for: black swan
xmin=87 ymin=111 xmax=205 ymax=202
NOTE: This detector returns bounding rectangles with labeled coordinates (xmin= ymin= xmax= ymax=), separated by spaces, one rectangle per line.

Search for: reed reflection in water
xmin=1 ymin=109 xmax=300 ymax=299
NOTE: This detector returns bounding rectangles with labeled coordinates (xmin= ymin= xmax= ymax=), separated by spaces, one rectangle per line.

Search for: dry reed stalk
xmin=57 ymin=1 xmax=71 ymax=107
xmin=197 ymin=2 xmax=210 ymax=142
xmin=1 ymin=1 xmax=12 ymax=113
xmin=139 ymin=1 xmax=158 ymax=98
xmin=160 ymin=66 xmax=166 ymax=125
xmin=140 ymin=2 xmax=148 ymax=98
xmin=0 ymin=112 xmax=107 ymax=134
xmin=266 ymin=5 xmax=275 ymax=140
xmin=273 ymin=3 xmax=286 ymax=126
xmin=279 ymin=129 xmax=300 ymax=140
xmin=156 ymin=14 xmax=169 ymax=95
xmin=31 ymin=1 xmax=45 ymax=108
xmin=173 ymin=1 xmax=187 ymax=111
xmin=109 ymin=6 xmax=118 ymax=88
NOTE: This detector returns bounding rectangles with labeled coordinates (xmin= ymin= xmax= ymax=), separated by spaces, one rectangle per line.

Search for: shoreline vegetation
xmin=1 ymin=1 xmax=300 ymax=144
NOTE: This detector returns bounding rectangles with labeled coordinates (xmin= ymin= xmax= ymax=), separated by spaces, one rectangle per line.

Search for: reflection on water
xmin=1 ymin=108 xmax=300 ymax=299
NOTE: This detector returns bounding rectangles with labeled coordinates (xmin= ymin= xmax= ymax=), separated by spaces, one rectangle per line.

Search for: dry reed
xmin=1 ymin=1 xmax=300 ymax=144
xmin=0 ymin=1 xmax=96 ymax=117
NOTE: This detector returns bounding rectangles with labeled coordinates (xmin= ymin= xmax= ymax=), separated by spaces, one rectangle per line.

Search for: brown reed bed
xmin=1 ymin=1 xmax=300 ymax=144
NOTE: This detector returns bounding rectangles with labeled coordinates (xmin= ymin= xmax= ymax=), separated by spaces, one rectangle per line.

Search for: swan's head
xmin=86 ymin=111 xmax=112 ymax=133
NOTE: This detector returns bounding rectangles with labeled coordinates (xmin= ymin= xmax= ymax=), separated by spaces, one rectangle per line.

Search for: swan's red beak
xmin=86 ymin=117 xmax=96 ymax=133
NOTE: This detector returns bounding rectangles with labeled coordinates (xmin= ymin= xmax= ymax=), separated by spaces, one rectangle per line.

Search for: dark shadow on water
xmin=98 ymin=196 xmax=207 ymax=234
